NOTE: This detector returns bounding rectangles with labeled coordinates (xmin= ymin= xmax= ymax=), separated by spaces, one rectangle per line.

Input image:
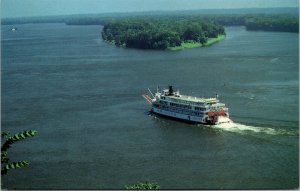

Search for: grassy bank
xmin=168 ymin=34 xmax=225 ymax=51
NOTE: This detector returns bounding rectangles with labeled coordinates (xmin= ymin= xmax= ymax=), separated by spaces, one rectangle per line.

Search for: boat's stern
xmin=215 ymin=116 xmax=233 ymax=124
xmin=206 ymin=108 xmax=232 ymax=125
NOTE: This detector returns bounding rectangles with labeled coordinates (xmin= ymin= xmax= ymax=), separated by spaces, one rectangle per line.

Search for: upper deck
xmin=162 ymin=94 xmax=218 ymax=104
xmin=157 ymin=86 xmax=220 ymax=106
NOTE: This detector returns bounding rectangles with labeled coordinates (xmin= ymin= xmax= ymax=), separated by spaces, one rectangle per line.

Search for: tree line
xmin=64 ymin=14 xmax=299 ymax=34
xmin=101 ymin=17 xmax=225 ymax=50
xmin=244 ymin=14 xmax=299 ymax=33
xmin=2 ymin=12 xmax=298 ymax=34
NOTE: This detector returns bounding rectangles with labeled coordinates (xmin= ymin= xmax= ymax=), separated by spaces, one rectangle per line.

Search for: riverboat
xmin=142 ymin=86 xmax=232 ymax=125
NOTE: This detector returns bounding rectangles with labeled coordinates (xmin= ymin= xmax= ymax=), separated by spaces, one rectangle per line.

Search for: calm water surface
xmin=1 ymin=23 xmax=299 ymax=189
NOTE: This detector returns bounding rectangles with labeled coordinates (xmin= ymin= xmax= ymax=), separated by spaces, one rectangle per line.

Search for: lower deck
xmin=151 ymin=107 xmax=232 ymax=125
xmin=152 ymin=107 xmax=210 ymax=124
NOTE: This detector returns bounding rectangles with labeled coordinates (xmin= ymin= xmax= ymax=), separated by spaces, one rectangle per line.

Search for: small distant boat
xmin=11 ymin=27 xmax=17 ymax=31
xmin=143 ymin=86 xmax=232 ymax=125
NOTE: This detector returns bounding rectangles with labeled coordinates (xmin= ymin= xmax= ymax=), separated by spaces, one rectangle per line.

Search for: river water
xmin=1 ymin=23 xmax=299 ymax=189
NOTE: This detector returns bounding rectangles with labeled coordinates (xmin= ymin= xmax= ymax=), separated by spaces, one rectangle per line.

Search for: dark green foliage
xmin=1 ymin=151 xmax=9 ymax=164
xmin=1 ymin=132 xmax=10 ymax=138
xmin=244 ymin=14 xmax=299 ymax=33
xmin=2 ymin=130 xmax=37 ymax=152
xmin=206 ymin=14 xmax=299 ymax=33
xmin=102 ymin=13 xmax=298 ymax=50
xmin=5 ymin=161 xmax=29 ymax=170
xmin=1 ymin=130 xmax=37 ymax=175
xmin=2 ymin=161 xmax=29 ymax=175
xmin=208 ymin=15 xmax=246 ymax=26
xmin=102 ymin=17 xmax=225 ymax=50
xmin=125 ymin=181 xmax=160 ymax=190
xmin=9 ymin=130 xmax=37 ymax=142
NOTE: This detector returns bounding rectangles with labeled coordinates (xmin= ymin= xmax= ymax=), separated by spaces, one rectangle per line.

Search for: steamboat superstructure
xmin=143 ymin=86 xmax=232 ymax=125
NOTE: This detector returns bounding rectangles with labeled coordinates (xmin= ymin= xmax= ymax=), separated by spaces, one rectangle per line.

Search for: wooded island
xmin=100 ymin=13 xmax=298 ymax=50
xmin=101 ymin=18 xmax=225 ymax=50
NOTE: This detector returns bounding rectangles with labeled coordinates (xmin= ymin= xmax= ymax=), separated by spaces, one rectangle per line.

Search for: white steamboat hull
xmin=152 ymin=107 xmax=203 ymax=123
xmin=152 ymin=107 xmax=231 ymax=125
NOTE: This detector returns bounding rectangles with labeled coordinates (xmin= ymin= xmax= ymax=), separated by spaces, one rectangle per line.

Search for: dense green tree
xmin=244 ymin=14 xmax=299 ymax=33
xmin=102 ymin=18 xmax=225 ymax=50
xmin=125 ymin=181 xmax=160 ymax=190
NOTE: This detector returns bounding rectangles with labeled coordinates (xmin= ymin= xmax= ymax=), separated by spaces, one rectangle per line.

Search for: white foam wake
xmin=216 ymin=116 xmax=233 ymax=124
xmin=213 ymin=121 xmax=277 ymax=135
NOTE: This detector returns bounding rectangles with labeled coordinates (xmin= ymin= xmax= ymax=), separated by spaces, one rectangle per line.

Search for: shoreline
xmin=103 ymin=34 xmax=226 ymax=51
xmin=167 ymin=34 xmax=225 ymax=51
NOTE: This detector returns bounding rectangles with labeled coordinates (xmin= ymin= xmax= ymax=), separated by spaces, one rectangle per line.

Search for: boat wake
xmin=212 ymin=121 xmax=297 ymax=136
xmin=150 ymin=113 xmax=297 ymax=136
xmin=213 ymin=122 xmax=277 ymax=135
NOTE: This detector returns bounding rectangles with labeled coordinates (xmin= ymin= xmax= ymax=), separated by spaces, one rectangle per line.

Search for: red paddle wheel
xmin=207 ymin=109 xmax=227 ymax=124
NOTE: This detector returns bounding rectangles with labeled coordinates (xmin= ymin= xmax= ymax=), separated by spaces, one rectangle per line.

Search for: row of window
xmin=154 ymin=105 xmax=205 ymax=117
xmin=170 ymin=102 xmax=192 ymax=109
xmin=162 ymin=96 xmax=192 ymax=104
xmin=194 ymin=107 xmax=206 ymax=111
xmin=161 ymin=97 xmax=209 ymax=107
xmin=159 ymin=100 xmax=207 ymax=111
xmin=159 ymin=100 xmax=168 ymax=105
